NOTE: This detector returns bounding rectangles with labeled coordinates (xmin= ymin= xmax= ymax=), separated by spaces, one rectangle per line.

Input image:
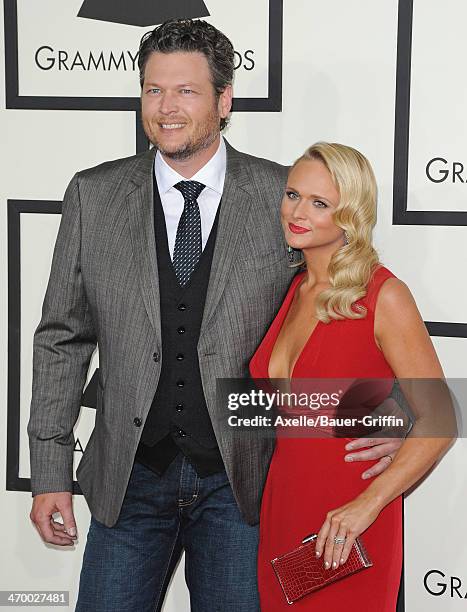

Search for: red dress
xmin=250 ymin=266 xmax=403 ymax=611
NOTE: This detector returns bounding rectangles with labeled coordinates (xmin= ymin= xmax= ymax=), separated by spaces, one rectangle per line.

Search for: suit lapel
xmin=200 ymin=141 xmax=254 ymax=333
xmin=126 ymin=147 xmax=162 ymax=339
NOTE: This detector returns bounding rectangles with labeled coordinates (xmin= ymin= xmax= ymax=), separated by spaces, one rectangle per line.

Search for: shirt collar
xmin=154 ymin=136 xmax=226 ymax=195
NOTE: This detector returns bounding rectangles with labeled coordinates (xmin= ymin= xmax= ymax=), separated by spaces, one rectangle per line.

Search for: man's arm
xmin=344 ymin=381 xmax=413 ymax=478
xmin=27 ymin=173 xmax=97 ymax=543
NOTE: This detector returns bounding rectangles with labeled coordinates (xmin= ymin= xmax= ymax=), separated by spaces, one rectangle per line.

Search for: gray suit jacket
xmin=28 ymin=140 xmax=297 ymax=527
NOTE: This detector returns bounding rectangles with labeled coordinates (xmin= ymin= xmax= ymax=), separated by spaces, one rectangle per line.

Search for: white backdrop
xmin=1 ymin=1 xmax=466 ymax=610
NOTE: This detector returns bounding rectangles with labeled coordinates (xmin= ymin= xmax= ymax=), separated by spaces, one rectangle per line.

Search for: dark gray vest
xmin=136 ymin=176 xmax=224 ymax=476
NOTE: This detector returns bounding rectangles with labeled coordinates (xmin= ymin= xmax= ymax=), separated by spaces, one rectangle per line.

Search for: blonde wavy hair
xmin=291 ymin=142 xmax=380 ymax=323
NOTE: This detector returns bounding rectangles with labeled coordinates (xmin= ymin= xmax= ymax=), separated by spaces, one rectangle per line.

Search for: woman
xmin=250 ymin=142 xmax=453 ymax=610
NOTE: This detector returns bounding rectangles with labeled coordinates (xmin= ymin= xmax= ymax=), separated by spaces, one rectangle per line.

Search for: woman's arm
xmin=315 ymin=278 xmax=455 ymax=570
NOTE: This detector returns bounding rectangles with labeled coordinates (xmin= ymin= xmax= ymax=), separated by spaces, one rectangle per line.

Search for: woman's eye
xmin=286 ymin=190 xmax=299 ymax=200
xmin=314 ymin=200 xmax=328 ymax=208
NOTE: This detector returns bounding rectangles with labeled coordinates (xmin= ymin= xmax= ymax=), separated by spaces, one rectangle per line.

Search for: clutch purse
xmin=271 ymin=533 xmax=373 ymax=604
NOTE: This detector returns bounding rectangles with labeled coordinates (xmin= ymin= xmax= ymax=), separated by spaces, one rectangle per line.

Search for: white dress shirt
xmin=154 ymin=137 xmax=227 ymax=259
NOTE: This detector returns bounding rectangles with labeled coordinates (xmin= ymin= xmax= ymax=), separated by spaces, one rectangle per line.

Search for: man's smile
xmin=159 ymin=122 xmax=187 ymax=130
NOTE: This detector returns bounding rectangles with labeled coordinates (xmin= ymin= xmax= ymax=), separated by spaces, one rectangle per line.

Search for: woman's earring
xmin=287 ymin=244 xmax=294 ymax=263
xmin=343 ymin=231 xmax=349 ymax=245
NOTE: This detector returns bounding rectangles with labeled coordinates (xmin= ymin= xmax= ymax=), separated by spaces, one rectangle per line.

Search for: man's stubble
xmin=148 ymin=105 xmax=221 ymax=161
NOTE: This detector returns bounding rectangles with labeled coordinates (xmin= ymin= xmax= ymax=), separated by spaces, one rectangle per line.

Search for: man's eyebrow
xmin=143 ymin=82 xmax=200 ymax=88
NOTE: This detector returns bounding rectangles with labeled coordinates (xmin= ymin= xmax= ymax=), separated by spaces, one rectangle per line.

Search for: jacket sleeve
xmin=27 ymin=173 xmax=97 ymax=495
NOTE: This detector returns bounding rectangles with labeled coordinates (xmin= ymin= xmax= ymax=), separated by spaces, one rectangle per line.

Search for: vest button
xmin=176 ymin=404 xmax=184 ymax=412
xmin=177 ymin=326 xmax=186 ymax=334
xmin=176 ymin=353 xmax=185 ymax=361
xmin=152 ymin=352 xmax=160 ymax=362
xmin=133 ymin=417 xmax=142 ymax=427
xmin=177 ymin=429 xmax=186 ymax=437
xmin=178 ymin=303 xmax=187 ymax=311
xmin=176 ymin=379 xmax=185 ymax=388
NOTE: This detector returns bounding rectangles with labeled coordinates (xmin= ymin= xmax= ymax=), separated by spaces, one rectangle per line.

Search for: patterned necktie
xmin=172 ymin=180 xmax=205 ymax=286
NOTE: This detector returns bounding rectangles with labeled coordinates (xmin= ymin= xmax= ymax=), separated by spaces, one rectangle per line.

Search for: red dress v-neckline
xmin=267 ymin=270 xmax=322 ymax=380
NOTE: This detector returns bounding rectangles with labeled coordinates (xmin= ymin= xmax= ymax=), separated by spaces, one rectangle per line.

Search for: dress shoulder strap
xmin=363 ymin=265 xmax=397 ymax=314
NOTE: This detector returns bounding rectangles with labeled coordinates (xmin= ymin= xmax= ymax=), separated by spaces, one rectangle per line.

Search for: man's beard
xmin=151 ymin=109 xmax=220 ymax=161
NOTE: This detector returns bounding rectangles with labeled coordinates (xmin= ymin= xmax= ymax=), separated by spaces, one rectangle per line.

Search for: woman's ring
xmin=334 ymin=536 xmax=346 ymax=545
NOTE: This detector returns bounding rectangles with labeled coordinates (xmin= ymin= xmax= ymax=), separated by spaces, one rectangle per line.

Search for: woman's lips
xmin=289 ymin=223 xmax=310 ymax=234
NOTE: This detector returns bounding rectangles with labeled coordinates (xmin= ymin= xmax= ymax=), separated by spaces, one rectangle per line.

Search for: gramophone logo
xmin=77 ymin=0 xmax=210 ymax=26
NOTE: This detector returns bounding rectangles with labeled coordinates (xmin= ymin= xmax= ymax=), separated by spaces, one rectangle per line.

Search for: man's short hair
xmin=138 ymin=19 xmax=234 ymax=130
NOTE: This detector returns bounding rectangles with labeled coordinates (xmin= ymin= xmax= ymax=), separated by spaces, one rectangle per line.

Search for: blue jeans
xmin=75 ymin=453 xmax=260 ymax=612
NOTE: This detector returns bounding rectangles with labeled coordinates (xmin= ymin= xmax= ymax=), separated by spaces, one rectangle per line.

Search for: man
xmin=28 ymin=18 xmax=402 ymax=612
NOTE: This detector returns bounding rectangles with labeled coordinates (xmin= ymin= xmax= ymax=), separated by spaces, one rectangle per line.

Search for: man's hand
xmin=30 ymin=492 xmax=77 ymax=546
xmin=344 ymin=438 xmax=403 ymax=479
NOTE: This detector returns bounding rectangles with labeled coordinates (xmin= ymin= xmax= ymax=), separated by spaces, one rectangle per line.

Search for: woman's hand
xmin=315 ymin=492 xmax=383 ymax=570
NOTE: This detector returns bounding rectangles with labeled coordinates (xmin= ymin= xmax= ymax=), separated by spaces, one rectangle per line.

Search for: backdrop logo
xmin=393 ymin=0 xmax=467 ymax=226
xmin=78 ymin=0 xmax=210 ymax=26
xmin=4 ymin=0 xmax=283 ymax=113
xmin=34 ymin=46 xmax=139 ymax=73
xmin=424 ymin=570 xmax=467 ymax=599
xmin=426 ymin=157 xmax=467 ymax=184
